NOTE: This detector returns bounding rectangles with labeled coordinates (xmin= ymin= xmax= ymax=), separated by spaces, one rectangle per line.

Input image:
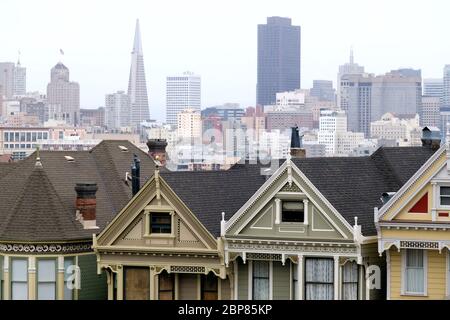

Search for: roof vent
xmin=119 ymin=145 xmax=128 ymax=152
xmin=64 ymin=155 xmax=75 ymax=162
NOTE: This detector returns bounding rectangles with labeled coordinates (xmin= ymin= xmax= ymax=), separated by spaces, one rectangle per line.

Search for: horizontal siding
xmin=220 ymin=278 xmax=231 ymax=300
xmin=237 ymin=259 xmax=248 ymax=300
xmin=390 ymin=249 xmax=447 ymax=300
xmin=272 ymin=261 xmax=290 ymax=300
xmin=78 ymin=254 xmax=108 ymax=300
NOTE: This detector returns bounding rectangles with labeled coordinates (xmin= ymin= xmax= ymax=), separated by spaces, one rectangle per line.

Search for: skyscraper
xmin=46 ymin=62 xmax=80 ymax=125
xmin=423 ymin=78 xmax=444 ymax=99
xmin=128 ymin=19 xmax=150 ymax=126
xmin=310 ymin=80 xmax=335 ymax=102
xmin=443 ymin=65 xmax=450 ymax=108
xmin=257 ymin=16 xmax=301 ymax=107
xmin=340 ymin=69 xmax=422 ymax=137
xmin=105 ymin=91 xmax=130 ymax=130
xmin=166 ymin=71 xmax=201 ymax=126
xmin=337 ymin=48 xmax=365 ymax=108
xmin=0 ymin=61 xmax=26 ymax=98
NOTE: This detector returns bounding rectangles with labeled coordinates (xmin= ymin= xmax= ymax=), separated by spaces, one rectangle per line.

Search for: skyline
xmin=2 ymin=0 xmax=450 ymax=121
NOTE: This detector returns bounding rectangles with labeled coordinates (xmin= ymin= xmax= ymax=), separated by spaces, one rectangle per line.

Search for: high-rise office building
xmin=337 ymin=49 xmax=365 ymax=107
xmin=0 ymin=61 xmax=26 ymax=98
xmin=422 ymin=96 xmax=441 ymax=127
xmin=105 ymin=91 xmax=130 ymax=130
xmin=166 ymin=71 xmax=201 ymax=126
xmin=257 ymin=16 xmax=301 ymax=107
xmin=340 ymin=69 xmax=422 ymax=137
xmin=46 ymin=62 xmax=80 ymax=125
xmin=310 ymin=80 xmax=335 ymax=102
xmin=423 ymin=78 xmax=443 ymax=101
xmin=128 ymin=19 xmax=150 ymax=126
xmin=443 ymin=65 xmax=450 ymax=108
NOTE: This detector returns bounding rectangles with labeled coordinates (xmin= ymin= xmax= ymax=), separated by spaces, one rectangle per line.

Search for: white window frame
xmin=438 ymin=185 xmax=450 ymax=209
xmin=401 ymin=249 xmax=427 ymax=296
xmin=37 ymin=258 xmax=57 ymax=300
xmin=144 ymin=207 xmax=175 ymax=239
xmin=11 ymin=258 xmax=28 ymax=300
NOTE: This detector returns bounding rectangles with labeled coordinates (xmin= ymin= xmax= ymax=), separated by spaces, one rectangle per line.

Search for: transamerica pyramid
xmin=128 ymin=19 xmax=150 ymax=126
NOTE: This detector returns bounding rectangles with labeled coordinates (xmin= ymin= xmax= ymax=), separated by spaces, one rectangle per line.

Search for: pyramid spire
xmin=132 ymin=19 xmax=143 ymax=55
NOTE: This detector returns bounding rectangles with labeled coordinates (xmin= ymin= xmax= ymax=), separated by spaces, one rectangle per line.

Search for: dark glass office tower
xmin=257 ymin=17 xmax=301 ymax=107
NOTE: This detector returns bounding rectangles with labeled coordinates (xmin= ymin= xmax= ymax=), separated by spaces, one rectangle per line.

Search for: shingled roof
xmin=161 ymin=146 xmax=436 ymax=237
xmin=0 ymin=140 xmax=159 ymax=242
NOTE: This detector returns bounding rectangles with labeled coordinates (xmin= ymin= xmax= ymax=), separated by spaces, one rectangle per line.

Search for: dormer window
xmin=281 ymin=201 xmax=304 ymax=223
xmin=150 ymin=213 xmax=171 ymax=234
xmin=440 ymin=187 xmax=450 ymax=206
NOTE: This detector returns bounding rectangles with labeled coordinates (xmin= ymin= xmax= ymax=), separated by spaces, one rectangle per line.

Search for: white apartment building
xmin=275 ymin=89 xmax=306 ymax=107
xmin=422 ymin=96 xmax=441 ymax=127
xmin=177 ymin=108 xmax=201 ymax=140
xmin=317 ymin=109 xmax=365 ymax=156
xmin=105 ymin=91 xmax=130 ymax=130
xmin=166 ymin=71 xmax=201 ymax=126
xmin=370 ymin=112 xmax=421 ymax=146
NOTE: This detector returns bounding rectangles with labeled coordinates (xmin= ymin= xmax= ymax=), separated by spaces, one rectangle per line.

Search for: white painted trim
xmin=447 ymin=249 xmax=450 ymax=298
xmin=269 ymin=261 xmax=273 ymax=300
xmin=303 ymin=199 xmax=309 ymax=226
xmin=233 ymin=260 xmax=238 ymax=300
xmin=297 ymin=255 xmax=303 ymax=300
xmin=377 ymin=145 xmax=446 ymax=220
xmin=289 ymin=260 xmax=292 ymax=300
xmin=401 ymin=249 xmax=428 ymax=296
xmin=248 ymin=260 xmax=252 ymax=300
xmin=250 ymin=205 xmax=274 ymax=230
xmin=334 ymin=256 xmax=339 ymax=300
xmin=386 ymin=250 xmax=391 ymax=300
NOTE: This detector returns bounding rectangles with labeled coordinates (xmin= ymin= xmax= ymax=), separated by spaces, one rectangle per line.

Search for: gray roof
xmin=0 ymin=140 xmax=159 ymax=242
xmin=161 ymin=146 xmax=436 ymax=237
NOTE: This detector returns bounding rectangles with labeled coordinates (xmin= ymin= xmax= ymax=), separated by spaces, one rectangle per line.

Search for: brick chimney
xmin=290 ymin=126 xmax=306 ymax=158
xmin=147 ymin=139 xmax=168 ymax=166
xmin=75 ymin=182 xmax=99 ymax=229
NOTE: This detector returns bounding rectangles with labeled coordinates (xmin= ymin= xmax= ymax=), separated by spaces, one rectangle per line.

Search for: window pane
xmin=440 ymin=187 xmax=450 ymax=196
xmin=342 ymin=262 xmax=358 ymax=300
xmin=253 ymin=261 xmax=269 ymax=300
xmin=38 ymin=283 xmax=56 ymax=300
xmin=406 ymin=249 xmax=423 ymax=268
xmin=38 ymin=260 xmax=56 ymax=282
xmin=12 ymin=283 xmax=28 ymax=300
xmin=151 ymin=213 xmax=171 ymax=233
xmin=282 ymin=201 xmax=304 ymax=222
xmin=305 ymin=258 xmax=334 ymax=300
xmin=12 ymin=259 xmax=27 ymax=281
xmin=441 ymin=196 xmax=450 ymax=206
xmin=405 ymin=250 xmax=425 ymax=293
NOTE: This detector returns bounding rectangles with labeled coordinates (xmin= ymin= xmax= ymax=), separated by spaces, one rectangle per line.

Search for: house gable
xmin=225 ymin=160 xmax=354 ymax=241
xmin=95 ymin=174 xmax=217 ymax=252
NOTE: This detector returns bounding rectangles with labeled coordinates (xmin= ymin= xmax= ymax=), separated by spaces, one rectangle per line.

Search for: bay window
xmin=252 ymin=261 xmax=270 ymax=300
xmin=11 ymin=258 xmax=28 ymax=300
xmin=37 ymin=259 xmax=56 ymax=300
xmin=342 ymin=261 xmax=358 ymax=300
xmin=403 ymin=249 xmax=426 ymax=295
xmin=305 ymin=258 xmax=334 ymax=300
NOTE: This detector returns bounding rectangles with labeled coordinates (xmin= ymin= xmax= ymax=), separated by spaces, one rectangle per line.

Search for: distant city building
xmin=423 ymin=78 xmax=443 ymax=99
xmin=20 ymin=95 xmax=48 ymax=124
xmin=310 ymin=80 xmax=335 ymax=102
xmin=166 ymin=71 xmax=201 ymax=125
xmin=177 ymin=108 xmax=201 ymax=139
xmin=257 ymin=16 xmax=301 ymax=107
xmin=303 ymin=141 xmax=326 ymax=158
xmin=201 ymin=103 xmax=243 ymax=122
xmin=0 ymin=61 xmax=26 ymax=98
xmin=105 ymin=91 xmax=130 ymax=130
xmin=440 ymin=106 xmax=450 ymax=141
xmin=337 ymin=49 xmax=365 ymax=107
xmin=128 ymin=19 xmax=150 ymax=126
xmin=317 ymin=109 xmax=365 ymax=156
xmin=340 ymin=69 xmax=422 ymax=137
xmin=370 ymin=113 xmax=421 ymax=147
xmin=275 ymin=89 xmax=305 ymax=107
xmin=422 ymin=96 xmax=441 ymax=127
xmin=443 ymin=65 xmax=450 ymax=108
xmin=266 ymin=108 xmax=313 ymax=131
xmin=46 ymin=62 xmax=80 ymax=125
xmin=80 ymin=107 xmax=105 ymax=128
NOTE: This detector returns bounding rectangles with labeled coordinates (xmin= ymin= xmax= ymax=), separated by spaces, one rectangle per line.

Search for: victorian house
xmin=376 ymin=128 xmax=450 ymax=299
xmin=0 ymin=140 xmax=159 ymax=300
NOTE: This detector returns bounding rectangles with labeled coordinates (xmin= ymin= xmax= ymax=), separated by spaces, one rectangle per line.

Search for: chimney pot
xmin=147 ymin=139 xmax=168 ymax=166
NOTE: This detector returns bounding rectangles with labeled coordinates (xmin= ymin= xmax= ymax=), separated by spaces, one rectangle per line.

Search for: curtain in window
xmin=64 ymin=257 xmax=75 ymax=300
xmin=37 ymin=259 xmax=56 ymax=300
xmin=305 ymin=258 xmax=334 ymax=300
xmin=342 ymin=261 xmax=358 ymax=300
xmin=253 ymin=261 xmax=269 ymax=300
xmin=405 ymin=249 xmax=424 ymax=294
xmin=11 ymin=259 xmax=28 ymax=300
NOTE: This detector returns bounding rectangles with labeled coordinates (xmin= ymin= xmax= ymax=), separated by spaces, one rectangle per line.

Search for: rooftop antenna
xmin=350 ymin=45 xmax=354 ymax=64
xmin=59 ymin=48 xmax=64 ymax=63
xmin=17 ymin=50 xmax=21 ymax=66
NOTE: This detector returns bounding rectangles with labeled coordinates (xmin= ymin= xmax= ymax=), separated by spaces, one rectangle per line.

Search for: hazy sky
xmin=2 ymin=0 xmax=450 ymax=121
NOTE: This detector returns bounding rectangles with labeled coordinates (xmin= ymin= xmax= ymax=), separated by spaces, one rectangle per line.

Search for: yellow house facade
xmin=376 ymin=145 xmax=450 ymax=299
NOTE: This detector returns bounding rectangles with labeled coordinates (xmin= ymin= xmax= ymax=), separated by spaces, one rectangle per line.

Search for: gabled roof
xmin=161 ymin=146 xmax=436 ymax=237
xmin=0 ymin=140 xmax=160 ymax=242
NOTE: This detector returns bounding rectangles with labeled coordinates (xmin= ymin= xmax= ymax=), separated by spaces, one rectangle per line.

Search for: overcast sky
xmin=2 ymin=0 xmax=450 ymax=121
